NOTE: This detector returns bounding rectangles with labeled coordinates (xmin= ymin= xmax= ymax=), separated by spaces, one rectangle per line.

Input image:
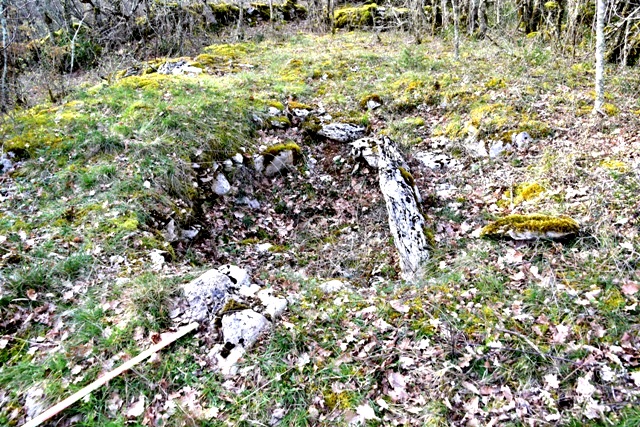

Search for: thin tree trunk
xmin=441 ymin=0 xmax=448 ymax=27
xmin=468 ymin=0 xmax=477 ymax=35
xmin=452 ymin=0 xmax=460 ymax=59
xmin=69 ymin=15 xmax=88 ymax=74
xmin=0 ymin=0 xmax=7 ymax=112
xmin=478 ymin=0 xmax=487 ymax=37
xmin=594 ymin=0 xmax=605 ymax=113
xmin=236 ymin=0 xmax=244 ymax=40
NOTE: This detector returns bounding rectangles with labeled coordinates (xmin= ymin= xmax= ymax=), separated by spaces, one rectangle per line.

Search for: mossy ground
xmin=1 ymin=28 xmax=640 ymax=426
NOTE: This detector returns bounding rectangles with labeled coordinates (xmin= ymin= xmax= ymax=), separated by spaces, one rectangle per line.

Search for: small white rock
xmin=265 ymin=150 xmax=295 ymax=177
xmin=256 ymin=243 xmax=273 ymax=252
xmin=215 ymin=264 xmax=251 ymax=288
xmin=221 ymin=309 xmax=271 ymax=348
xmin=213 ymin=173 xmax=231 ymax=195
xmin=512 ymin=131 xmax=533 ymax=150
xmin=232 ymin=153 xmax=244 ymax=164
xmin=257 ymin=289 xmax=288 ymax=319
xmin=319 ymin=279 xmax=345 ymax=293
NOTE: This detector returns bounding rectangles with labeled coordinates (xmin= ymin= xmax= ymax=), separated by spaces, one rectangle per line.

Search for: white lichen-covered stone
xmin=350 ymin=138 xmax=379 ymax=168
xmin=377 ymin=137 xmax=431 ymax=281
xmin=254 ymin=154 xmax=265 ymax=174
xmin=318 ymin=123 xmax=366 ymax=143
xmin=232 ymin=153 xmax=244 ymax=164
xmin=415 ymin=151 xmax=460 ymax=170
xmin=291 ymin=108 xmax=311 ymax=118
xmin=319 ymin=279 xmax=346 ymax=293
xmin=0 ymin=153 xmax=13 ymax=174
xmin=267 ymin=106 xmax=283 ymax=116
xmin=512 ymin=131 xmax=533 ymax=150
xmin=489 ymin=140 xmax=513 ymax=158
xmin=221 ymin=309 xmax=271 ymax=348
xmin=264 ymin=150 xmax=295 ymax=177
xmin=158 ymin=60 xmax=202 ymax=76
xmin=182 ymin=265 xmax=251 ymax=321
xmin=24 ymin=386 xmax=46 ymax=420
xmin=183 ymin=269 xmax=234 ymax=321
xmin=216 ymin=264 xmax=251 ymax=288
xmin=507 ymin=229 xmax=575 ymax=240
xmin=212 ymin=345 xmax=245 ymax=376
xmin=366 ymin=98 xmax=382 ymax=110
xmin=257 ymin=289 xmax=288 ymax=319
xmin=213 ymin=173 xmax=231 ymax=195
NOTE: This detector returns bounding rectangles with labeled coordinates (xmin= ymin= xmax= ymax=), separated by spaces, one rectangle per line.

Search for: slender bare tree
xmin=594 ymin=0 xmax=605 ymax=113
xmin=1 ymin=0 xmax=8 ymax=112
xmin=452 ymin=0 xmax=460 ymax=59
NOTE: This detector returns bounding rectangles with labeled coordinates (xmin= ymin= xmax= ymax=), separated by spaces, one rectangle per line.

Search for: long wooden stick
xmin=22 ymin=322 xmax=199 ymax=427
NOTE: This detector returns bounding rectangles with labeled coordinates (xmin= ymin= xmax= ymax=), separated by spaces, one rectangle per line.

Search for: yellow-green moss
xmin=480 ymin=214 xmax=579 ymax=238
xmin=203 ymin=43 xmax=252 ymax=60
xmin=601 ymin=288 xmax=625 ymax=311
xmin=402 ymin=116 xmax=425 ymax=127
xmin=485 ymin=77 xmax=506 ymax=89
xmin=110 ymin=214 xmax=139 ymax=231
xmin=469 ymin=103 xmax=512 ymax=130
xmin=114 ymin=74 xmax=171 ymax=90
xmin=263 ymin=142 xmax=301 ymax=157
xmin=517 ymin=119 xmax=551 ymax=139
xmin=288 ymin=100 xmax=313 ymax=110
xmin=499 ymin=182 xmax=545 ymax=207
xmin=602 ymin=103 xmax=619 ymax=116
xmin=267 ymin=100 xmax=285 ymax=110
xmin=301 ymin=115 xmax=322 ymax=133
xmin=194 ymin=53 xmax=226 ymax=66
xmin=323 ymin=390 xmax=355 ymax=410
xmin=334 ymin=3 xmax=377 ymax=29
xmin=219 ymin=299 xmax=250 ymax=315
xmin=398 ymin=167 xmax=415 ymax=187
xmin=600 ymin=158 xmax=629 ymax=172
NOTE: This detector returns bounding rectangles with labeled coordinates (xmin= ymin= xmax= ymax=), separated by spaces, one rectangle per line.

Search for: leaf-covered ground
xmin=1 ymin=29 xmax=640 ymax=426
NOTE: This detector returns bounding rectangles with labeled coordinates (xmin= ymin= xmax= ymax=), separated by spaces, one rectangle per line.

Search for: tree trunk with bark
xmin=0 ymin=0 xmax=8 ymax=112
xmin=594 ymin=0 xmax=605 ymax=113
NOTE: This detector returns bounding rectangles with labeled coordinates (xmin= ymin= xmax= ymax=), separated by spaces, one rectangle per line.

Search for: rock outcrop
xmin=318 ymin=123 xmax=366 ymax=143
xmin=181 ymin=265 xmax=287 ymax=374
xmin=350 ymin=136 xmax=431 ymax=281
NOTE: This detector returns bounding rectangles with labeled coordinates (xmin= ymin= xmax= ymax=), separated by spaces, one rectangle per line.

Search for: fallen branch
xmin=22 ymin=322 xmax=199 ymax=427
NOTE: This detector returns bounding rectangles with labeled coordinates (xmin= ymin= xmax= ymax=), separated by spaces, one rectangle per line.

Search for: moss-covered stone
xmin=263 ymin=142 xmax=301 ymax=158
xmin=266 ymin=116 xmax=292 ymax=129
xmin=334 ymin=3 xmax=378 ymax=29
xmin=481 ymin=214 xmax=579 ymax=240
xmin=359 ymin=94 xmax=383 ymax=110
xmin=300 ymin=115 xmax=322 ymax=134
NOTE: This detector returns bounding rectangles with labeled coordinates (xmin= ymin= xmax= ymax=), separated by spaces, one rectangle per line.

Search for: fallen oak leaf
xmin=389 ymin=300 xmax=410 ymax=313
xmin=621 ymin=281 xmax=639 ymax=296
xmin=356 ymin=403 xmax=379 ymax=420
xmin=126 ymin=395 xmax=146 ymax=418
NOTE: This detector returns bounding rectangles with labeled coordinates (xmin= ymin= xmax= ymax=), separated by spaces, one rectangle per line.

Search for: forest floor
xmin=1 ymin=28 xmax=640 ymax=426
